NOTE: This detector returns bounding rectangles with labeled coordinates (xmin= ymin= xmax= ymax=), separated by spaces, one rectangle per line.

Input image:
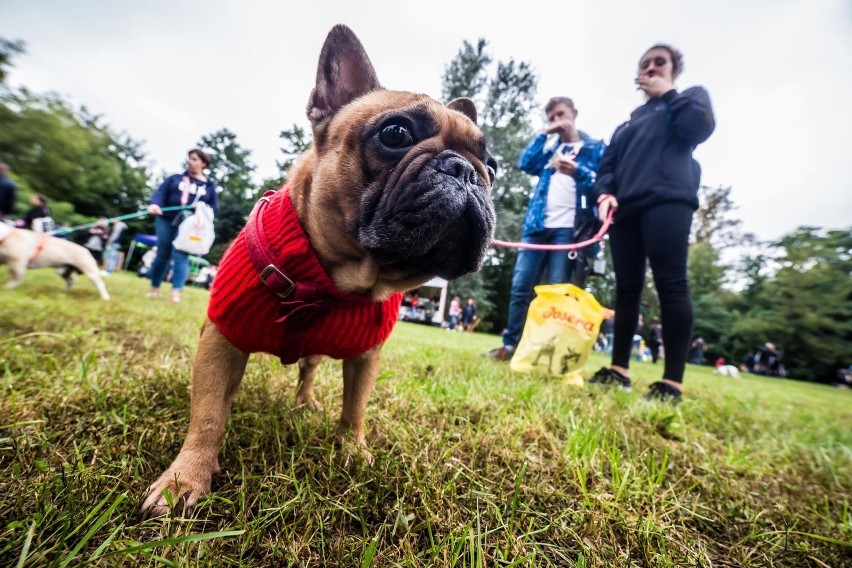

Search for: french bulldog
xmin=142 ymin=24 xmax=496 ymax=516
xmin=0 ymin=224 xmax=110 ymax=300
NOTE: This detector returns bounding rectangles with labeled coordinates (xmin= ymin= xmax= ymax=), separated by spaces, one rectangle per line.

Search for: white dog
xmin=714 ymin=364 xmax=741 ymax=379
xmin=0 ymin=224 xmax=110 ymax=300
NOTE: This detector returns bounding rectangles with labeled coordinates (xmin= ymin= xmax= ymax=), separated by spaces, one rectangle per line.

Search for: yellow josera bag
xmin=510 ymin=283 xmax=605 ymax=386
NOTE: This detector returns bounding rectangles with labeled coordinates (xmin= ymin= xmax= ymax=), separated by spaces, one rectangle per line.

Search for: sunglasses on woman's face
xmin=640 ymin=56 xmax=670 ymax=70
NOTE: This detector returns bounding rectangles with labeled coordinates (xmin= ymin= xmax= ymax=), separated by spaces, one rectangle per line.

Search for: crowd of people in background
xmin=400 ymin=292 xmax=480 ymax=332
xmin=3 ymin=45 xmax=844 ymax=392
xmin=1 ymin=157 xmax=219 ymax=291
xmin=591 ymin=314 xmax=793 ymax=381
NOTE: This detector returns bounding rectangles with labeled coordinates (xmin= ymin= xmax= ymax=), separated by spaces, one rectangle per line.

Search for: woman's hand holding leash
xmin=597 ymin=194 xmax=618 ymax=222
xmin=147 ymin=204 xmax=163 ymax=216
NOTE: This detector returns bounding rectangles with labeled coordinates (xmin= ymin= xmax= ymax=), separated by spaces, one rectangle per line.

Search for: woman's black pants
xmin=609 ymin=202 xmax=694 ymax=383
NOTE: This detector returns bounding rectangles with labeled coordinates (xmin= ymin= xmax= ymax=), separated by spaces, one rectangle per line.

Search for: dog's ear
xmin=446 ymin=97 xmax=477 ymax=124
xmin=307 ymin=25 xmax=381 ymax=126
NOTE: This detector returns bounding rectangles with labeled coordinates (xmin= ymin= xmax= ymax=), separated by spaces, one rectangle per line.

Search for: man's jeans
xmin=502 ymin=228 xmax=574 ymax=349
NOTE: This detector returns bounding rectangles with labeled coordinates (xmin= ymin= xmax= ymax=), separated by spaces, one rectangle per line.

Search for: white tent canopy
xmin=422 ymin=276 xmax=449 ymax=325
xmin=399 ymin=276 xmax=449 ymax=326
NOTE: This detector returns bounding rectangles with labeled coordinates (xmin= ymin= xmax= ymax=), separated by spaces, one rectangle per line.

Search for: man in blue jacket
xmin=487 ymin=97 xmax=606 ymax=361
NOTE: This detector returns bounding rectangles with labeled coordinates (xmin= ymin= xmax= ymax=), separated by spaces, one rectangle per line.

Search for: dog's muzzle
xmin=358 ymin=151 xmax=496 ymax=279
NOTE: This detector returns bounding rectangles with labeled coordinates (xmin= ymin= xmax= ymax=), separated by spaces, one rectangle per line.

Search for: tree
xmin=689 ymin=241 xmax=726 ymax=298
xmin=260 ymin=124 xmax=312 ymax=191
xmin=722 ymin=227 xmax=852 ymax=380
xmin=441 ymin=39 xmax=538 ymax=330
xmin=0 ymin=88 xmax=150 ymax=223
xmin=685 ymin=241 xmax=731 ymax=355
xmin=0 ymin=38 xmax=25 ymax=85
xmin=693 ymin=184 xmax=751 ymax=249
xmin=441 ymin=39 xmax=491 ymax=102
xmin=196 ymin=129 xmax=257 ymax=262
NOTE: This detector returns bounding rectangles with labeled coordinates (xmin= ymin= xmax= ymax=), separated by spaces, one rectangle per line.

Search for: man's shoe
xmin=484 ymin=345 xmax=514 ymax=361
xmin=588 ymin=367 xmax=632 ymax=391
xmin=645 ymin=381 xmax=683 ymax=403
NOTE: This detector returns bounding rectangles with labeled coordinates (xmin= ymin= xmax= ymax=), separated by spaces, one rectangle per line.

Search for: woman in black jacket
xmin=590 ymin=45 xmax=715 ymax=401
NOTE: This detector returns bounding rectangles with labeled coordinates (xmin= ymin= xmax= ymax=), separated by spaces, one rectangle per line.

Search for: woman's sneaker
xmin=588 ymin=367 xmax=632 ymax=391
xmin=645 ymin=381 xmax=682 ymax=403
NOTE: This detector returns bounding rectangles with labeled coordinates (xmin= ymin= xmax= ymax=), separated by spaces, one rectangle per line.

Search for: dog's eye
xmin=379 ymin=123 xmax=414 ymax=148
xmin=486 ymin=157 xmax=498 ymax=184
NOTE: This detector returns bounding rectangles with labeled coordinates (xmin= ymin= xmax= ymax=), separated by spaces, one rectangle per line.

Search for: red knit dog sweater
xmin=208 ymin=189 xmax=403 ymax=364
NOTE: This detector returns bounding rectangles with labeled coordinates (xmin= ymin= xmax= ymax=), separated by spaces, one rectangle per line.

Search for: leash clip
xmin=260 ymin=264 xmax=296 ymax=299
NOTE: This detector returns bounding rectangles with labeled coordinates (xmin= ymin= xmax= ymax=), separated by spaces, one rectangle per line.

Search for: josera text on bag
xmin=510 ymin=283 xmax=605 ymax=386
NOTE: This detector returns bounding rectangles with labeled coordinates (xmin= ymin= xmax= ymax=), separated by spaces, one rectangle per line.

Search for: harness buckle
xmin=260 ymin=264 xmax=296 ymax=299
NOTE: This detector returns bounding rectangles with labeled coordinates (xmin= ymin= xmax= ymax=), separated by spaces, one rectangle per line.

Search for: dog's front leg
xmin=4 ymin=257 xmax=26 ymax=288
xmin=338 ymin=344 xmax=383 ymax=465
xmin=142 ymin=320 xmax=248 ymax=517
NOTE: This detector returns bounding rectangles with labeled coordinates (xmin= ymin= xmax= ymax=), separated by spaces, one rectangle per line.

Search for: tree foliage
xmin=0 ymin=89 xmax=150 ymax=223
xmin=722 ymin=227 xmax=852 ymax=380
xmin=0 ymin=38 xmax=25 ymax=85
xmin=692 ymin=184 xmax=750 ymax=248
xmin=441 ymin=39 xmax=538 ymax=330
xmin=689 ymin=241 xmax=726 ymax=298
xmin=261 ymin=124 xmax=312 ymax=191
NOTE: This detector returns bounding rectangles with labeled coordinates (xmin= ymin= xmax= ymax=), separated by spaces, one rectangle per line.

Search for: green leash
xmin=49 ymin=206 xmax=189 ymax=236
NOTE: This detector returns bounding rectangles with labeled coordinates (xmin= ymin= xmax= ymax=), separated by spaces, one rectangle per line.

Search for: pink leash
xmin=490 ymin=210 xmax=614 ymax=252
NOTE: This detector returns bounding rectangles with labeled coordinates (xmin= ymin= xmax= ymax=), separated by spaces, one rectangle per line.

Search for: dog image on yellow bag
xmin=510 ymin=283 xmax=605 ymax=386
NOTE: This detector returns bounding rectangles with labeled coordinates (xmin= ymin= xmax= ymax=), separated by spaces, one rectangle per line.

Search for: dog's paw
xmin=336 ymin=437 xmax=375 ymax=467
xmin=141 ymin=456 xmax=218 ymax=517
xmin=294 ymin=392 xmax=323 ymax=412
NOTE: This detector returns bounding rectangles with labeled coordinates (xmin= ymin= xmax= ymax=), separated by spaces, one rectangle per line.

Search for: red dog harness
xmin=208 ymin=188 xmax=403 ymax=364
xmin=0 ymin=228 xmax=48 ymax=263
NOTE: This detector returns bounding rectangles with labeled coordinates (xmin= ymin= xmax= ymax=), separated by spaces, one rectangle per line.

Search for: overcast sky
xmin=3 ymin=0 xmax=851 ymax=242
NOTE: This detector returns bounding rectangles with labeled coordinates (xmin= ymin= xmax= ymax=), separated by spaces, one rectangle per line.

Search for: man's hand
xmin=545 ymin=117 xmax=574 ymax=136
xmin=597 ymin=194 xmax=618 ymax=221
xmin=147 ymin=204 xmax=163 ymax=216
xmin=553 ymin=156 xmax=578 ymax=175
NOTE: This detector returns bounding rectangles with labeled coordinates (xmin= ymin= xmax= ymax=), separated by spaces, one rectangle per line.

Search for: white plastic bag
xmin=32 ymin=216 xmax=56 ymax=233
xmin=173 ymin=202 xmax=215 ymax=255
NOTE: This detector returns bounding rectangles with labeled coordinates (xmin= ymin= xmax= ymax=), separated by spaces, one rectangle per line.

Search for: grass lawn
xmin=1 ymin=270 xmax=850 ymax=567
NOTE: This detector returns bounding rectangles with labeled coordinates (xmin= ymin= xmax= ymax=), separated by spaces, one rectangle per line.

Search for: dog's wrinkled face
xmin=289 ymin=25 xmax=496 ymax=296
xmin=332 ymin=92 xmax=495 ymax=279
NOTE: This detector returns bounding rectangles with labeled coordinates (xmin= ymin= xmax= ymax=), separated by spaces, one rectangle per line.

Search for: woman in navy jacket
xmin=146 ymin=148 xmax=219 ymax=302
xmin=591 ymin=45 xmax=715 ymax=401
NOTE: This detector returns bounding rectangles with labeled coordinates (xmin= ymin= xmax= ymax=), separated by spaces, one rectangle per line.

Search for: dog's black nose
xmin=434 ymin=151 xmax=477 ymax=185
